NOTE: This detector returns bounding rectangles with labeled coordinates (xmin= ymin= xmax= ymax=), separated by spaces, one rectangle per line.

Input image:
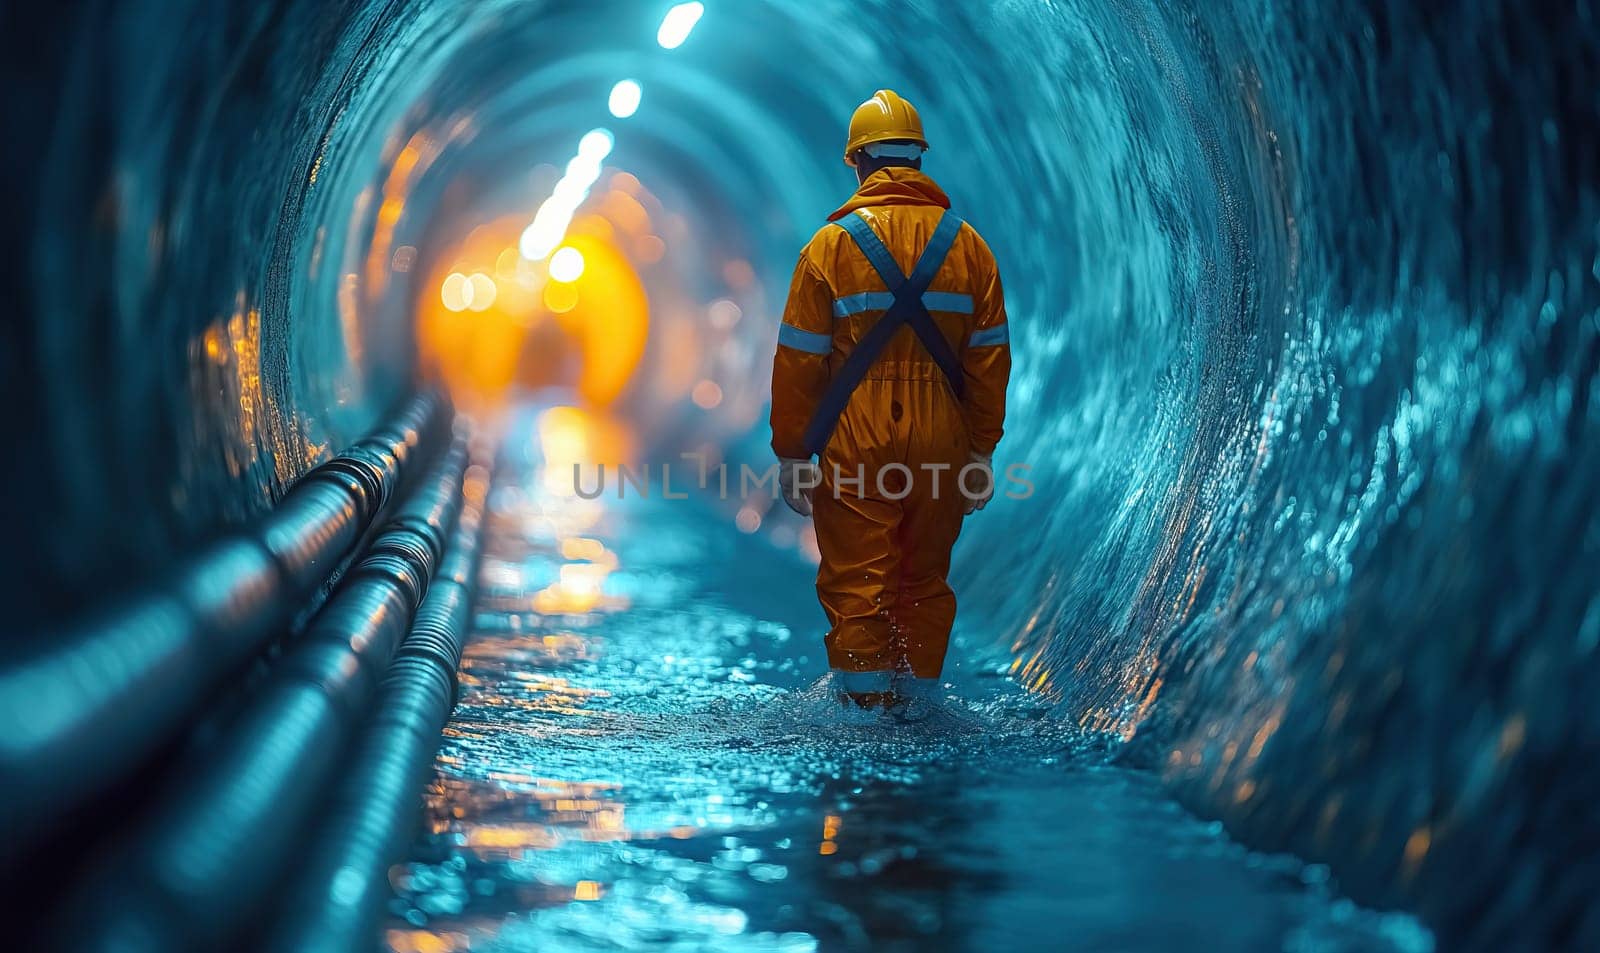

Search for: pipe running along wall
xmin=0 ymin=390 xmax=450 ymax=866
xmin=4 ymin=0 xmax=1599 ymax=946
xmin=51 ymin=427 xmax=474 ymax=952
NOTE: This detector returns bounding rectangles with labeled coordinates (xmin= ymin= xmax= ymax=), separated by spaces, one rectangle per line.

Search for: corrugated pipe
xmin=0 ymin=391 xmax=450 ymax=866
xmin=39 ymin=419 xmax=468 ymax=953
xmin=263 ymin=446 xmax=492 ymax=953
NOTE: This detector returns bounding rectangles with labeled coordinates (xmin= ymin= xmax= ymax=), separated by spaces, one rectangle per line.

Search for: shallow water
xmin=383 ymin=421 xmax=1431 ymax=953
xmin=13 ymin=3 xmax=1598 ymax=942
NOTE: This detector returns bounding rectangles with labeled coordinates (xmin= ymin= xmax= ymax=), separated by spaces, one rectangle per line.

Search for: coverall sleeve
xmin=769 ymin=249 xmax=835 ymax=459
xmin=962 ymin=250 xmax=1011 ymax=456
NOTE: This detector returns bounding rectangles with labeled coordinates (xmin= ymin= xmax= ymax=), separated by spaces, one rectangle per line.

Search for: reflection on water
xmin=385 ymin=412 xmax=1431 ymax=952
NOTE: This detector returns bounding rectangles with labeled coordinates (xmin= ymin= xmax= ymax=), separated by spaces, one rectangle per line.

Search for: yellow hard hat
xmin=843 ymin=89 xmax=929 ymax=166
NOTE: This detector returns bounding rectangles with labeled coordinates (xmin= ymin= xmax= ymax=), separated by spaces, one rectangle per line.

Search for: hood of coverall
xmin=828 ymin=167 xmax=952 ymax=221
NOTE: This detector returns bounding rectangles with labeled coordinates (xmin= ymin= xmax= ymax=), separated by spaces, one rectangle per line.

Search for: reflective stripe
xmin=778 ymin=323 xmax=832 ymax=354
xmin=864 ymin=142 xmax=924 ymax=159
xmin=805 ymin=210 xmax=967 ymax=456
xmin=922 ymin=291 xmax=974 ymax=314
xmin=832 ymin=669 xmax=893 ymax=693
xmin=831 ymin=291 xmax=893 ymax=318
xmin=970 ymin=323 xmax=1010 ymax=347
xmin=832 ymin=291 xmax=973 ymax=319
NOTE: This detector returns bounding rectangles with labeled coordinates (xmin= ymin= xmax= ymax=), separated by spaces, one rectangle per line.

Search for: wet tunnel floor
xmin=383 ymin=420 xmax=1432 ymax=953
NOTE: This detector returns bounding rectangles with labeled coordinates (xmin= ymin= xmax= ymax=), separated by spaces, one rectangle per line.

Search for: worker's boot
xmin=840 ymin=689 xmax=908 ymax=712
xmin=884 ymin=674 xmax=939 ymax=722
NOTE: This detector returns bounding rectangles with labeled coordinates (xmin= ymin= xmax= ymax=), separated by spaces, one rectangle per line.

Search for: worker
xmin=770 ymin=89 xmax=1011 ymax=712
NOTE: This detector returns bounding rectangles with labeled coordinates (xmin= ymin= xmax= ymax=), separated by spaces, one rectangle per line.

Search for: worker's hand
xmin=962 ymin=452 xmax=995 ymax=514
xmin=778 ymin=457 xmax=819 ymax=517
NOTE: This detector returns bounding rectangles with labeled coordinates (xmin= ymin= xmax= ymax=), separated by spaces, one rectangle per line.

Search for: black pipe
xmin=262 ymin=451 xmax=490 ymax=953
xmin=0 ymin=391 xmax=448 ymax=867
xmin=41 ymin=424 xmax=469 ymax=953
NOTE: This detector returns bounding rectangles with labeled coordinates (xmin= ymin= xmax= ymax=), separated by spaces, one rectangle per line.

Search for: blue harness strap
xmin=802 ymin=210 xmax=966 ymax=456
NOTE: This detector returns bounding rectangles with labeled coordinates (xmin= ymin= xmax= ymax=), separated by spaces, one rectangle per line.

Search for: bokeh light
xmin=656 ymin=3 xmax=704 ymax=49
xmin=549 ymin=247 xmax=585 ymax=283
xmin=440 ymin=272 xmax=469 ymax=312
xmin=608 ymin=80 xmax=641 ymax=119
xmin=465 ymin=273 xmax=496 ymax=312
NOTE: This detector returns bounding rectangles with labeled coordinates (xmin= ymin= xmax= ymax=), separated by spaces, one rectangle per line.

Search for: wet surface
xmin=383 ymin=414 xmax=1432 ymax=953
xmin=14 ymin=3 xmax=1598 ymax=941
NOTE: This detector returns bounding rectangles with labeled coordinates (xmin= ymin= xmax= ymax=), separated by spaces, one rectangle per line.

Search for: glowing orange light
xmin=1403 ymin=826 xmax=1431 ymax=872
xmin=385 ymin=930 xmax=463 ymax=953
xmin=494 ymin=247 xmax=522 ymax=279
xmin=543 ymin=281 xmax=579 ymax=314
xmin=466 ymin=272 xmax=497 ymax=311
xmin=418 ymin=216 xmax=648 ymax=411
xmin=557 ymin=233 xmax=650 ymax=406
xmin=441 ymin=272 xmax=470 ymax=311
xmin=536 ymin=406 xmax=636 ymax=498
xmin=570 ymin=213 xmax=615 ymax=242
xmin=561 ymin=537 xmax=608 ymax=561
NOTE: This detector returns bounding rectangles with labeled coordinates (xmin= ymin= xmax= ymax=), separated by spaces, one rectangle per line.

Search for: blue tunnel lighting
xmin=657 ymin=2 xmax=705 ymax=50
xmin=609 ymin=79 xmax=642 ymax=118
xmin=3 ymin=3 xmax=1599 ymax=951
xmin=519 ymin=128 xmax=616 ymax=261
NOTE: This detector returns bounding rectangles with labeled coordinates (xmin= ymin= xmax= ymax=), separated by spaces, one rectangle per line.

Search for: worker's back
xmin=812 ymin=207 xmax=998 ymax=385
xmin=768 ymin=89 xmax=1010 ymax=706
xmin=771 ymin=167 xmax=1009 ymax=468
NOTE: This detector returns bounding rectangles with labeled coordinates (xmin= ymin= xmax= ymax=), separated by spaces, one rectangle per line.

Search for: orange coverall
xmin=770 ymin=168 xmax=1010 ymax=689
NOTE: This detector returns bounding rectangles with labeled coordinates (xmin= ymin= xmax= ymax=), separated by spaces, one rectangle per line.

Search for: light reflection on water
xmin=385 ymin=419 xmax=1431 ymax=953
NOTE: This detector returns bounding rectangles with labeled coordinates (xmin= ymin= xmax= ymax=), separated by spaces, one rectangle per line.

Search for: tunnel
xmin=2 ymin=0 xmax=1598 ymax=950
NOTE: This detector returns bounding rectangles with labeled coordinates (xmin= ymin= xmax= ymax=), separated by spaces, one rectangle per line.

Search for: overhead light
xmin=578 ymin=128 xmax=615 ymax=160
xmin=549 ymin=247 xmax=586 ymax=283
xmin=520 ymin=128 xmax=615 ymax=261
xmin=608 ymin=80 xmax=642 ymax=119
xmin=657 ymin=2 xmax=704 ymax=49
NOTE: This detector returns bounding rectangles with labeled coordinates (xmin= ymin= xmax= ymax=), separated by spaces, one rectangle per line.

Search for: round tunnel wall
xmin=5 ymin=0 xmax=1599 ymax=944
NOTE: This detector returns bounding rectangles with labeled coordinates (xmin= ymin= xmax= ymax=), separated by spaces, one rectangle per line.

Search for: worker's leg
xmin=891 ymin=457 xmax=967 ymax=680
xmin=811 ymin=471 xmax=903 ymax=688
